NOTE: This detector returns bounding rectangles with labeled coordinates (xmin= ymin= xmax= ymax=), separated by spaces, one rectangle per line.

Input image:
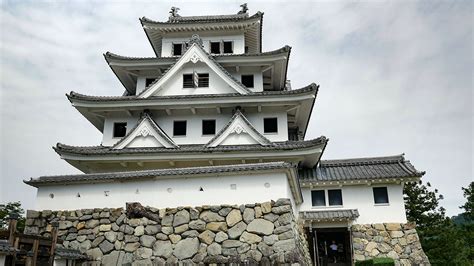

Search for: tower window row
xmin=172 ymin=40 xmax=234 ymax=56
xmin=181 ymin=73 xmax=254 ymax=89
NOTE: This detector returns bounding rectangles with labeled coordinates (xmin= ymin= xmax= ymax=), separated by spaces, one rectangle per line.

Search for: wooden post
xmin=49 ymin=221 xmax=59 ymax=266
xmin=32 ymin=239 xmax=39 ymax=266
xmin=8 ymin=214 xmax=19 ymax=265
xmin=7 ymin=213 xmax=18 ymax=245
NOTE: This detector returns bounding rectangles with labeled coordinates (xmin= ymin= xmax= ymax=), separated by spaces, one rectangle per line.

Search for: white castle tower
xmin=23 ymin=6 xmax=430 ymax=265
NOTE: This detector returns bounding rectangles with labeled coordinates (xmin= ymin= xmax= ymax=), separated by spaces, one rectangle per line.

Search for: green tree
xmin=460 ymin=181 xmax=473 ymax=221
xmin=404 ymin=181 xmax=470 ymax=265
xmin=0 ymin=201 xmax=26 ymax=232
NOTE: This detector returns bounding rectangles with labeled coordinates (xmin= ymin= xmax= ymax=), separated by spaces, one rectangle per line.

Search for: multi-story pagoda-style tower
xmin=24 ymin=6 xmax=430 ymax=265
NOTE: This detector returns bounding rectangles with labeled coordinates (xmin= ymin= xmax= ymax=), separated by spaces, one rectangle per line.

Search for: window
xmin=113 ymin=122 xmax=127 ymax=138
xmin=328 ymin=189 xmax=343 ymax=206
xmin=197 ymin=73 xmax=209 ymax=87
xmin=145 ymin=78 xmax=156 ymax=87
xmin=210 ymin=41 xmax=234 ymax=54
xmin=223 ymin=41 xmax=233 ymax=53
xmin=202 ymin=120 xmax=216 ymax=135
xmin=210 ymin=42 xmax=220 ymax=54
xmin=173 ymin=121 xmax=187 ymax=136
xmin=311 ymin=190 xmax=326 ymax=206
xmin=173 ymin=43 xmax=183 ymax=56
xmin=373 ymin=187 xmax=389 ymax=204
xmin=241 ymin=75 xmax=254 ymax=88
xmin=183 ymin=74 xmax=194 ymax=88
xmin=263 ymin=117 xmax=278 ymax=133
xmin=183 ymin=73 xmax=209 ymax=88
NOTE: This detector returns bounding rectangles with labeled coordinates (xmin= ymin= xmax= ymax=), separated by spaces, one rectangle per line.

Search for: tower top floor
xmin=141 ymin=5 xmax=263 ymax=57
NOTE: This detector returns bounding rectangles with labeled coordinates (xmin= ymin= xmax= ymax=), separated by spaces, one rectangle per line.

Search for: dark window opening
xmin=113 ymin=122 xmax=127 ymax=138
xmin=311 ymin=190 xmax=326 ymax=206
xmin=183 ymin=74 xmax=194 ymax=88
xmin=241 ymin=75 xmax=254 ymax=88
xmin=197 ymin=73 xmax=209 ymax=87
xmin=245 ymin=46 xmax=249 ymax=53
xmin=173 ymin=43 xmax=183 ymax=56
xmin=202 ymin=120 xmax=216 ymax=135
xmin=173 ymin=121 xmax=187 ymax=136
xmin=328 ymin=189 xmax=343 ymax=206
xmin=145 ymin=78 xmax=156 ymax=87
xmin=223 ymin=41 xmax=233 ymax=53
xmin=264 ymin=117 xmax=278 ymax=133
xmin=210 ymin=42 xmax=220 ymax=54
xmin=373 ymin=187 xmax=389 ymax=204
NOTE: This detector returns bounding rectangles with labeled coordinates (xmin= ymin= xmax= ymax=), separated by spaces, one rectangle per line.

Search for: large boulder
xmin=153 ymin=240 xmax=172 ymax=258
xmin=246 ymin=219 xmax=274 ymax=235
xmin=173 ymin=238 xmax=199 ymax=260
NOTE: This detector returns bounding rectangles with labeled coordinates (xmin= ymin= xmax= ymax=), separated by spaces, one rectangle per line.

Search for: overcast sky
xmin=0 ymin=0 xmax=472 ymax=216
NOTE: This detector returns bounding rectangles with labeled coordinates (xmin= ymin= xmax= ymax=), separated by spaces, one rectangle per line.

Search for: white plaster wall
xmin=162 ymin=34 xmax=245 ymax=56
xmin=229 ymin=69 xmax=264 ymax=92
xmin=101 ymin=111 xmax=289 ymax=146
xmin=298 ymin=184 xmax=407 ymax=224
xmin=35 ymin=172 xmax=291 ymax=210
xmin=136 ymin=76 xmax=147 ymax=95
xmin=0 ymin=255 xmax=5 ymax=266
xmin=102 ymin=115 xmax=138 ymax=146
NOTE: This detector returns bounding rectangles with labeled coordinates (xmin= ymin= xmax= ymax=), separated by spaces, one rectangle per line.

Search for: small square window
xmin=373 ymin=187 xmax=389 ymax=204
xmin=145 ymin=78 xmax=156 ymax=87
xmin=223 ymin=41 xmax=233 ymax=53
xmin=197 ymin=73 xmax=209 ymax=88
xmin=241 ymin=75 xmax=254 ymax=88
xmin=202 ymin=120 xmax=216 ymax=135
xmin=263 ymin=117 xmax=278 ymax=133
xmin=183 ymin=74 xmax=193 ymax=88
xmin=173 ymin=43 xmax=183 ymax=56
xmin=311 ymin=190 xmax=326 ymax=206
xmin=113 ymin=122 xmax=127 ymax=138
xmin=328 ymin=189 xmax=343 ymax=206
xmin=210 ymin=42 xmax=220 ymax=54
xmin=173 ymin=121 xmax=187 ymax=136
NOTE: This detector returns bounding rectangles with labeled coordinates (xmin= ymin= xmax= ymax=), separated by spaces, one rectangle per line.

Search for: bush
xmin=355 ymin=258 xmax=395 ymax=266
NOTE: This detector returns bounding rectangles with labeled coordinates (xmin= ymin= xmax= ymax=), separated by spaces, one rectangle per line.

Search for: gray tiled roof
xmin=141 ymin=12 xmax=262 ymax=25
xmin=67 ymin=83 xmax=318 ymax=102
xmin=300 ymin=209 xmax=359 ymax=221
xmin=53 ymin=137 xmax=327 ymax=156
xmin=55 ymin=247 xmax=88 ymax=260
xmin=24 ymin=162 xmax=295 ymax=187
xmin=299 ymin=155 xmax=425 ymax=183
xmin=104 ymin=46 xmax=291 ymax=61
xmin=0 ymin=240 xmax=17 ymax=255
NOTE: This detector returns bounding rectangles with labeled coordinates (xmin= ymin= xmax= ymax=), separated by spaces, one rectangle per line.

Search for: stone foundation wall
xmin=351 ymin=223 xmax=430 ymax=266
xmin=25 ymin=199 xmax=311 ymax=265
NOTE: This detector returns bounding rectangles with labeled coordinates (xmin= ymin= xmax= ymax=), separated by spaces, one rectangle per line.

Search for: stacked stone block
xmin=24 ymin=198 xmax=311 ymax=265
xmin=351 ymin=223 xmax=430 ymax=266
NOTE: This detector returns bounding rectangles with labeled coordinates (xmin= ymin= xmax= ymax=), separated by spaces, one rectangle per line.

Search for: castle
xmin=21 ymin=5 xmax=430 ymax=265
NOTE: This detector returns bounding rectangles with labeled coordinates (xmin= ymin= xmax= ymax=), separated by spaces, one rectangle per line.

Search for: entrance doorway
xmin=307 ymin=227 xmax=352 ymax=266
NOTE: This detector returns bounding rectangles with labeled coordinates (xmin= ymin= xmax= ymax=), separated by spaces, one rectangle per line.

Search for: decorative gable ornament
xmin=113 ymin=113 xmax=178 ymax=149
xmin=206 ymin=109 xmax=273 ymax=147
xmin=138 ymin=39 xmax=251 ymax=98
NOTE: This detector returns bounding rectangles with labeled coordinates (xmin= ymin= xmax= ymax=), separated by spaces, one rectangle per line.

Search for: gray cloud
xmin=1 ymin=0 xmax=472 ymax=216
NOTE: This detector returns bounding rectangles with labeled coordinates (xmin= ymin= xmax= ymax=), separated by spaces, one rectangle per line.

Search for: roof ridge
xmin=140 ymin=12 xmax=262 ymax=25
xmin=67 ymin=83 xmax=318 ymax=102
xmin=320 ymin=154 xmax=405 ymax=166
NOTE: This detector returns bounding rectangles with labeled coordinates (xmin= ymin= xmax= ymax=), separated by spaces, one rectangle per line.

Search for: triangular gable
xmin=113 ymin=114 xmax=178 ymax=149
xmin=138 ymin=41 xmax=251 ymax=98
xmin=206 ymin=110 xmax=273 ymax=147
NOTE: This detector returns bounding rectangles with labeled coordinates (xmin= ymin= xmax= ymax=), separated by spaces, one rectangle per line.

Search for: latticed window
xmin=183 ymin=73 xmax=209 ymax=88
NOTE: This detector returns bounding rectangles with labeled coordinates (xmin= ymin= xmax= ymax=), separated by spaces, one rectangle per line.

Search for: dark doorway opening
xmin=306 ymin=227 xmax=352 ymax=266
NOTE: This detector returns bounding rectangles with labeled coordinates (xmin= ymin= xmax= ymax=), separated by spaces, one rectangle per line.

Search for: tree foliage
xmin=460 ymin=181 xmax=474 ymax=221
xmin=0 ymin=201 xmax=26 ymax=232
xmin=404 ymin=181 xmax=471 ymax=265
